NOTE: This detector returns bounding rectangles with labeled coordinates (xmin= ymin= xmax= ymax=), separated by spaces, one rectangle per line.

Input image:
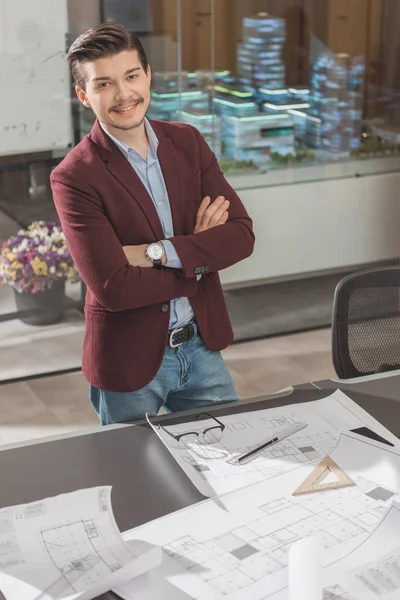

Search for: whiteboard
xmin=0 ymin=0 xmax=73 ymax=155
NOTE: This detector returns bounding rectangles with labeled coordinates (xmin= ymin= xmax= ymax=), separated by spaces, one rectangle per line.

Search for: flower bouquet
xmin=0 ymin=221 xmax=80 ymax=325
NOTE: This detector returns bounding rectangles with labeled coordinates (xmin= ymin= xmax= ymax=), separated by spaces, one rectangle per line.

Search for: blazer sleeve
xmin=167 ymin=126 xmax=255 ymax=278
xmin=50 ymin=170 xmax=197 ymax=312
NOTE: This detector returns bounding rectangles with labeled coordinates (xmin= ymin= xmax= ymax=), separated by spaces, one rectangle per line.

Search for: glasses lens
xmin=178 ymin=432 xmax=199 ymax=450
xmin=198 ymin=427 xmax=223 ymax=445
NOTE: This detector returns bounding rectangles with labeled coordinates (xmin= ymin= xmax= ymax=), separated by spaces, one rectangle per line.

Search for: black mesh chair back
xmin=332 ymin=266 xmax=400 ymax=379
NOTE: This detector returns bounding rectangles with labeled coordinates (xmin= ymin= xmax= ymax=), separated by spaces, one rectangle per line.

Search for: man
xmin=51 ymin=23 xmax=255 ymax=425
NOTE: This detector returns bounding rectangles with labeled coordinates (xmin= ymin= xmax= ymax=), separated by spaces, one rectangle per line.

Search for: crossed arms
xmin=51 ymin=130 xmax=255 ymax=312
xmin=122 ymin=194 xmax=231 ymax=268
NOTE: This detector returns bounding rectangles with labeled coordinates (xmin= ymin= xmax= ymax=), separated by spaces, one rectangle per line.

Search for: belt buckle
xmin=169 ymin=326 xmax=185 ymax=349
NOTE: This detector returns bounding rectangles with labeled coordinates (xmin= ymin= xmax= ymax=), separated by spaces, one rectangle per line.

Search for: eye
xmin=128 ymin=74 xmax=138 ymax=80
xmin=99 ymin=82 xmax=110 ymax=88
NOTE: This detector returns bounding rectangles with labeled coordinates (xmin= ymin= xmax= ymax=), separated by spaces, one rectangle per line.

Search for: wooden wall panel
xmin=67 ymin=0 xmax=102 ymax=36
xmin=181 ymin=0 xmax=197 ymax=71
xmin=327 ymin=0 xmax=368 ymax=57
xmin=213 ymin=0 xmax=235 ymax=71
xmin=364 ymin=0 xmax=382 ymax=116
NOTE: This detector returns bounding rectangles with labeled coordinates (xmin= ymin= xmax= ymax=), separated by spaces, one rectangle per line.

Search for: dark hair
xmin=67 ymin=22 xmax=149 ymax=89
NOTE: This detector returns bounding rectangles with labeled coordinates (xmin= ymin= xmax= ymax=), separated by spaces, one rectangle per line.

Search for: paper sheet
xmin=114 ymin=552 xmax=192 ymax=600
xmin=0 ymin=487 xmax=161 ymax=600
xmin=148 ymin=390 xmax=398 ymax=497
xmin=288 ymin=537 xmax=322 ymax=600
xmin=323 ymin=501 xmax=400 ymax=599
xmin=120 ymin=432 xmax=400 ymax=599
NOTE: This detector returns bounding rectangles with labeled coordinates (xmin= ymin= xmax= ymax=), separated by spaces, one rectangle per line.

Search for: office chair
xmin=332 ymin=266 xmax=400 ymax=379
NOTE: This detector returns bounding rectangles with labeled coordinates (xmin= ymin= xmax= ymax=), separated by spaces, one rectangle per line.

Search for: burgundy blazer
xmin=51 ymin=119 xmax=255 ymax=392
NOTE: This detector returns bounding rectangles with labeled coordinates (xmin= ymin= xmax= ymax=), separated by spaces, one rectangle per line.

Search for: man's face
xmin=76 ymin=49 xmax=151 ymax=132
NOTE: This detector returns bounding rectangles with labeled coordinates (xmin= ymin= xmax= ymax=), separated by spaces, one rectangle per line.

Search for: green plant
xmin=270 ymin=148 xmax=316 ymax=165
xmin=350 ymin=136 xmax=400 ymax=158
xmin=218 ymin=159 xmax=259 ymax=173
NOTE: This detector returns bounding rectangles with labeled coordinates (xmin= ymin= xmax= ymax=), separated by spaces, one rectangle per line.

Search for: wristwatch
xmin=145 ymin=242 xmax=165 ymax=269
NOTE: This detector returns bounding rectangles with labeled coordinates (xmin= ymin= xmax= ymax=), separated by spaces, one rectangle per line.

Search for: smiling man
xmin=50 ymin=23 xmax=255 ymax=424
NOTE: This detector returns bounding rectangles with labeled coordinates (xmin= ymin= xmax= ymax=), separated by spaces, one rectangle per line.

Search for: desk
xmin=0 ymin=376 xmax=399 ymax=600
xmin=314 ymin=370 xmax=400 ymax=437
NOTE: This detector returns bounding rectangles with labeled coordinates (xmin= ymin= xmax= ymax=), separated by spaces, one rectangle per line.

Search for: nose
xmin=114 ymin=80 xmax=132 ymax=102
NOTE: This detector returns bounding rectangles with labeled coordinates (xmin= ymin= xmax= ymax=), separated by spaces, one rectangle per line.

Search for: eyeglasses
xmin=156 ymin=412 xmax=225 ymax=450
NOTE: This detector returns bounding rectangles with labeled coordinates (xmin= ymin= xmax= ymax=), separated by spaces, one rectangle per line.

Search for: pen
xmin=230 ymin=422 xmax=308 ymax=466
xmin=236 ymin=436 xmax=279 ymax=463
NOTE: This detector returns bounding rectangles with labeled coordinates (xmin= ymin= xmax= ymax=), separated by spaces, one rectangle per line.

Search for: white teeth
xmin=116 ymin=105 xmax=134 ymax=112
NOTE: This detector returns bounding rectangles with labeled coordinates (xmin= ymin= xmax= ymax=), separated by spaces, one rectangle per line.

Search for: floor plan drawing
xmin=322 ymin=501 xmax=400 ymax=600
xmin=159 ymin=475 xmax=398 ymax=598
xmin=123 ymin=433 xmax=400 ymax=600
xmin=323 ymin=586 xmax=356 ymax=599
xmin=149 ymin=390 xmax=399 ymax=497
xmin=38 ymin=519 xmax=124 ymax=598
xmin=0 ymin=487 xmax=160 ymax=600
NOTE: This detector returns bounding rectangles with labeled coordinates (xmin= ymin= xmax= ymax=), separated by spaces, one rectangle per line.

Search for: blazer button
xmin=161 ymin=303 xmax=169 ymax=313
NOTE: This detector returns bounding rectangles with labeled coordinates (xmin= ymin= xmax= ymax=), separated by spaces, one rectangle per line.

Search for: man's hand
xmin=194 ymin=196 xmax=229 ymax=234
xmin=122 ymin=243 xmax=167 ymax=268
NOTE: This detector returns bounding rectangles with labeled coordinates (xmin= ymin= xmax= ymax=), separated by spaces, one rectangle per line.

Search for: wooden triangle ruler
xmin=292 ymin=456 xmax=355 ymax=496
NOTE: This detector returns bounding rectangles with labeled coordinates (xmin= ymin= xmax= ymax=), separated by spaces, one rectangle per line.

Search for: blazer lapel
xmin=107 ymin=152 xmax=164 ymax=240
xmin=90 ymin=120 xmax=164 ymax=241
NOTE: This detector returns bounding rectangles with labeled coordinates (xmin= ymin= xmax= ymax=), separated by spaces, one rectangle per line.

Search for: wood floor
xmin=0 ymin=328 xmax=335 ymax=447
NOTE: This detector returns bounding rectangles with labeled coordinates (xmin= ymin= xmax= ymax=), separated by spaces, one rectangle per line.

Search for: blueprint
xmin=114 ymin=552 xmax=192 ymax=600
xmin=120 ymin=433 xmax=400 ymax=599
xmin=322 ymin=500 xmax=400 ymax=599
xmin=149 ymin=390 xmax=398 ymax=497
xmin=0 ymin=487 xmax=161 ymax=600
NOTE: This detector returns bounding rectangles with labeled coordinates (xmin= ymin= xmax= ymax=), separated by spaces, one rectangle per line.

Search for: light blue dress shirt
xmin=100 ymin=119 xmax=195 ymax=329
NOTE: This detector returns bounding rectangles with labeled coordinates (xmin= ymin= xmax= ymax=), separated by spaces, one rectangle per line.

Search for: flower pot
xmin=14 ymin=279 xmax=65 ymax=326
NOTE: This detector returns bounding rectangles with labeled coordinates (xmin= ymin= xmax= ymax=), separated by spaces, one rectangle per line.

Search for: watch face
xmin=148 ymin=243 xmax=164 ymax=260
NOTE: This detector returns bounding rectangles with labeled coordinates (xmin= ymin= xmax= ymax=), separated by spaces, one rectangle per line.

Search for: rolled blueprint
xmin=288 ymin=536 xmax=322 ymax=600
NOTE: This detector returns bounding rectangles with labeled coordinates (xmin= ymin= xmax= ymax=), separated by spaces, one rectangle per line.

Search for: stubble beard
xmin=102 ymin=115 xmax=145 ymax=132
xmin=103 ymin=97 xmax=146 ymax=131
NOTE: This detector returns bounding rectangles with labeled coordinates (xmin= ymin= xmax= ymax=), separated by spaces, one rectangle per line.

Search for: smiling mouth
xmin=112 ymin=102 xmax=141 ymax=115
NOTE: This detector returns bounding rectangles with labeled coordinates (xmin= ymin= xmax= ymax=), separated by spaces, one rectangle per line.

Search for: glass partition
xmin=0 ymin=0 xmax=179 ymax=382
xmin=162 ymin=0 xmax=400 ymax=184
xmin=0 ymin=0 xmax=399 ymax=383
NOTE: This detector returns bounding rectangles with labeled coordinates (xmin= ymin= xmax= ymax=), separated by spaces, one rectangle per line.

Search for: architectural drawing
xmin=36 ymin=519 xmax=124 ymax=598
xmin=160 ymin=476 xmax=398 ymax=598
xmin=323 ymin=587 xmax=356 ymax=599
xmin=321 ymin=501 xmax=400 ymax=599
xmin=123 ymin=433 xmax=400 ymax=600
xmin=150 ymin=390 xmax=398 ymax=497
xmin=0 ymin=487 xmax=160 ymax=600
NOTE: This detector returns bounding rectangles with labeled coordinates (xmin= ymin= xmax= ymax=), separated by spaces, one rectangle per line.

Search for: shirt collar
xmin=99 ymin=117 xmax=159 ymax=164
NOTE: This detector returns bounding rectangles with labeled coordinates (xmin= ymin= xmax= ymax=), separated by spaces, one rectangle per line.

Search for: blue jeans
xmin=89 ymin=324 xmax=238 ymax=425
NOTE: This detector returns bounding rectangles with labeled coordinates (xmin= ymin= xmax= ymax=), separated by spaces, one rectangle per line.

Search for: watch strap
xmin=152 ymin=258 xmax=163 ymax=269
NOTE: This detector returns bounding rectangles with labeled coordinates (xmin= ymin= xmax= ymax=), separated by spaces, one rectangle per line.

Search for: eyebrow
xmin=91 ymin=67 xmax=141 ymax=83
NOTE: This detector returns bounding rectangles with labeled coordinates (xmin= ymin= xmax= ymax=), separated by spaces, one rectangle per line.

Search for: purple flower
xmin=0 ymin=220 xmax=80 ymax=294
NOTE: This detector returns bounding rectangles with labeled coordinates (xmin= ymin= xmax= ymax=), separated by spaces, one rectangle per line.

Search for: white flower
xmin=49 ymin=266 xmax=56 ymax=274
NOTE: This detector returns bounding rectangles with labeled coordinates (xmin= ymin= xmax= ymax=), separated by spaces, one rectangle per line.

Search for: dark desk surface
xmin=315 ymin=372 xmax=400 ymax=437
xmin=0 ymin=376 xmax=399 ymax=600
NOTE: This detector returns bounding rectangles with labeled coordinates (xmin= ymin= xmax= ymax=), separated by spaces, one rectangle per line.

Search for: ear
xmin=75 ymin=85 xmax=91 ymax=108
xmin=146 ymin=64 xmax=152 ymax=86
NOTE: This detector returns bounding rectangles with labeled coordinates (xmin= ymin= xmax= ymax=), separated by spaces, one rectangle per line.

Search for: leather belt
xmin=167 ymin=322 xmax=196 ymax=348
